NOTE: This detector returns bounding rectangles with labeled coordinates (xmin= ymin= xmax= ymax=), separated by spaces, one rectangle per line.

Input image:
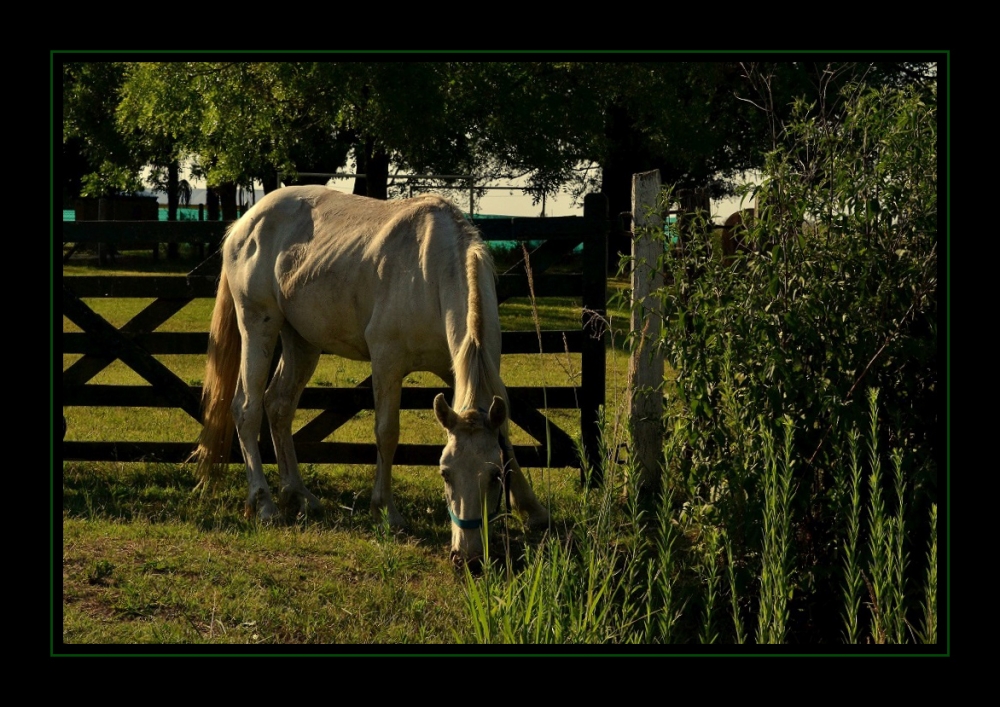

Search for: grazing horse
xmin=193 ymin=185 xmax=550 ymax=566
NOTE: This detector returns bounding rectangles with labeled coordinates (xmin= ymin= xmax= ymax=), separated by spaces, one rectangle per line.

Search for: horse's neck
xmin=445 ymin=234 xmax=500 ymax=413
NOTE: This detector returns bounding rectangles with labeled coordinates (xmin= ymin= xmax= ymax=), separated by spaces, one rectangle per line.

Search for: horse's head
xmin=433 ymin=393 xmax=508 ymax=570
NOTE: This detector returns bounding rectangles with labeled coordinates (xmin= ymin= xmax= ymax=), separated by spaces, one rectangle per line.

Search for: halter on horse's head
xmin=434 ymin=394 xmax=513 ymax=568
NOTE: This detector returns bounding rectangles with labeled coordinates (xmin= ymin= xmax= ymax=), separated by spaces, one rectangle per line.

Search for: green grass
xmin=59 ymin=252 xmax=641 ymax=648
xmin=62 ymin=511 xmax=466 ymax=644
xmin=60 ymin=452 xmax=591 ymax=646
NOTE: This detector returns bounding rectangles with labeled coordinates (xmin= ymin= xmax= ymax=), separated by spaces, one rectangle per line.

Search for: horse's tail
xmin=192 ymin=267 xmax=241 ymax=490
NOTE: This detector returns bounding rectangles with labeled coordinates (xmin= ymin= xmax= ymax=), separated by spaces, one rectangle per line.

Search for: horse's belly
xmin=281 ymin=292 xmax=372 ymax=361
xmin=277 ymin=259 xmax=448 ymax=368
xmin=304 ymin=325 xmax=371 ymax=361
xmin=319 ymin=338 xmax=371 ymax=361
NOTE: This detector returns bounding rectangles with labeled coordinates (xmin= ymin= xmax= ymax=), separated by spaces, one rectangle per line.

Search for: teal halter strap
xmin=449 ymin=497 xmax=504 ymax=529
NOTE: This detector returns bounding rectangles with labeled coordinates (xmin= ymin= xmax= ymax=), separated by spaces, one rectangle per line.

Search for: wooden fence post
xmin=628 ymin=170 xmax=664 ymax=494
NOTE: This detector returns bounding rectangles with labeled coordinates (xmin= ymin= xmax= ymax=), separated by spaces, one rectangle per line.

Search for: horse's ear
xmin=434 ymin=393 xmax=458 ymax=431
xmin=487 ymin=396 xmax=507 ymax=431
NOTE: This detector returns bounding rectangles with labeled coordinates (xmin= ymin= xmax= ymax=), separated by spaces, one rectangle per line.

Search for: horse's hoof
xmin=452 ymin=551 xmax=485 ymax=575
xmin=279 ymin=487 xmax=323 ymax=520
xmin=303 ymin=491 xmax=325 ymax=514
xmin=294 ymin=494 xmax=325 ymax=521
xmin=253 ymin=500 xmax=281 ymax=524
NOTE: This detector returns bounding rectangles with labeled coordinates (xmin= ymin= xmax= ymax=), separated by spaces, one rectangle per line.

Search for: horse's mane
xmin=448 ymin=205 xmax=506 ymax=416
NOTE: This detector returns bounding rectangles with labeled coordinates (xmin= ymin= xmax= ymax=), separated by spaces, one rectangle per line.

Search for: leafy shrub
xmin=646 ymin=82 xmax=938 ymax=641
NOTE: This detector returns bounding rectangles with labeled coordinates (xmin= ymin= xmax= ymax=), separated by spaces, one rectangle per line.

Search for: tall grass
xmin=754 ymin=418 xmax=795 ymax=645
xmin=464 ymin=163 xmax=937 ymax=645
xmin=459 ymin=388 xmax=939 ymax=646
xmin=920 ymin=503 xmax=938 ymax=645
xmin=841 ymin=428 xmax=865 ymax=644
xmin=461 ymin=411 xmax=653 ymax=644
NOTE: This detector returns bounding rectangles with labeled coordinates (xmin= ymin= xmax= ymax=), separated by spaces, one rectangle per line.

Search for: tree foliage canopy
xmin=60 ymin=57 xmax=938 ymax=218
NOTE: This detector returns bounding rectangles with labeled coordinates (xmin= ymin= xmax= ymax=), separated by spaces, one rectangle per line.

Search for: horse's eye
xmin=440 ymin=468 xmax=452 ymax=484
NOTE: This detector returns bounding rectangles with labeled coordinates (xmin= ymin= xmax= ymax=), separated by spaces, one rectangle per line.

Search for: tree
xmin=64 ymin=60 xmax=199 ymax=240
xmin=117 ymin=62 xmax=485 ymax=209
xmin=68 ymin=58 xmax=936 ymax=247
xmin=63 ymin=62 xmax=148 ymax=198
xmin=118 ymin=62 xmax=316 ymax=219
xmin=532 ymin=61 xmax=935 ymax=265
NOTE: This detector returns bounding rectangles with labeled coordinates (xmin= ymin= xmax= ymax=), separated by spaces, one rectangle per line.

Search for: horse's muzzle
xmin=451 ymin=550 xmax=484 ymax=575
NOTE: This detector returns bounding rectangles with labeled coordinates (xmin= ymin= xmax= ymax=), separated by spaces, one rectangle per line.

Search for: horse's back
xmin=222 ymin=186 xmax=476 ymax=365
xmin=228 ymin=186 xmax=467 ymax=275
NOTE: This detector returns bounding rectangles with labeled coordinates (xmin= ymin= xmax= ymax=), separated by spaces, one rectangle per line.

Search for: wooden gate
xmin=61 ymin=193 xmax=609 ymax=484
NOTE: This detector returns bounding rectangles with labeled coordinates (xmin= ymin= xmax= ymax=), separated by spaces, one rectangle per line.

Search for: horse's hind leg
xmin=265 ymin=324 xmax=323 ymax=518
xmin=369 ymin=355 xmax=405 ymax=530
xmin=232 ymin=310 xmax=283 ymax=521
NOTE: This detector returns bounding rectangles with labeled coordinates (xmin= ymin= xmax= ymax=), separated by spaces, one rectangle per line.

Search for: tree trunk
xmin=600 ymin=158 xmax=638 ymax=272
xmin=206 ymin=187 xmax=220 ymax=221
xmin=352 ymin=143 xmax=368 ymax=197
xmin=352 ymin=137 xmax=389 ymax=200
xmin=601 ymin=102 xmax=657 ymax=272
xmin=166 ymin=161 xmax=179 ymax=259
xmin=600 ymin=101 xmax=722 ymax=273
xmin=216 ymin=182 xmax=239 ymax=221
xmin=676 ymin=187 xmax=711 ymax=246
xmin=261 ymin=172 xmax=279 ymax=194
xmin=365 ymin=149 xmax=389 ymax=200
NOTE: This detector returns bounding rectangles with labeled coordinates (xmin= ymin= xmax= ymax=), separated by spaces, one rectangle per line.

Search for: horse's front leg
xmin=370 ymin=363 xmax=405 ymax=530
xmin=496 ymin=393 xmax=551 ymax=530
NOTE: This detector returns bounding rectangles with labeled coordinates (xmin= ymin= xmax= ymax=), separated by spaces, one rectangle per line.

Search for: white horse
xmin=193 ymin=185 xmax=550 ymax=566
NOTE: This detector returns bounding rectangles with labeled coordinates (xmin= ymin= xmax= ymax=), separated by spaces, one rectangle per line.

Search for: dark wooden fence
xmin=61 ymin=193 xmax=609 ymax=484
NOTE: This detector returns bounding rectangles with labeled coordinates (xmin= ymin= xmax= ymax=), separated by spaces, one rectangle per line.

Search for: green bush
xmin=642 ymin=82 xmax=938 ymax=642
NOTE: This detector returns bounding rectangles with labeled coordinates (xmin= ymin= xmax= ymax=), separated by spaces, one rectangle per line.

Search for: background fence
xmin=61 ymin=193 xmax=610 ymax=484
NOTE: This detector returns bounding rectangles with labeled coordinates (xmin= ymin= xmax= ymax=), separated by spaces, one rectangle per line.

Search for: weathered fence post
xmin=628 ymin=170 xmax=665 ymax=494
xmin=581 ymin=192 xmax=608 ymax=487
